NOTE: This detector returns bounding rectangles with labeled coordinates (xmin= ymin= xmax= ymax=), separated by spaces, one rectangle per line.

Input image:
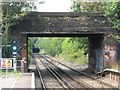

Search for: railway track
xmin=36 ymin=62 xmax=46 ymax=89
xmin=40 ymin=55 xmax=94 ymax=88
xmin=35 ymin=53 xmax=118 ymax=89
xmin=41 ymin=54 xmax=118 ymax=89
xmin=35 ymin=54 xmax=96 ymax=89
xmin=36 ymin=56 xmax=65 ymax=89
xmin=36 ymin=54 xmax=94 ymax=89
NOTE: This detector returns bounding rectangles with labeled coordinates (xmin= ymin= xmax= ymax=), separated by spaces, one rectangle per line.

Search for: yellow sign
xmin=7 ymin=60 xmax=12 ymax=67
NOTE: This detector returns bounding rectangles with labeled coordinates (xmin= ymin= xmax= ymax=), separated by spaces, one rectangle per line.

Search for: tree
xmin=104 ymin=2 xmax=120 ymax=42
xmin=71 ymin=1 xmax=120 ymax=36
xmin=104 ymin=2 xmax=120 ymax=30
xmin=35 ymin=37 xmax=63 ymax=56
xmin=1 ymin=2 xmax=34 ymax=57
xmin=1 ymin=2 xmax=36 ymax=45
xmin=0 ymin=2 xmax=39 ymax=57
xmin=1 ymin=1 xmax=43 ymax=57
xmin=71 ymin=0 xmax=104 ymax=12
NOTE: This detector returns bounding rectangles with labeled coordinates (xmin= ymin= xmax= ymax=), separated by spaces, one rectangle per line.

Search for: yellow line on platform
xmin=10 ymin=73 xmax=21 ymax=88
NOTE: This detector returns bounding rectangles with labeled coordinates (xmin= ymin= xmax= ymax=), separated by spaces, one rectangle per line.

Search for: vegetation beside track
xmin=35 ymin=37 xmax=88 ymax=65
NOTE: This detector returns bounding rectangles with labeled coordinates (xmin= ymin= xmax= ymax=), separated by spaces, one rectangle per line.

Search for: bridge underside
xmin=10 ymin=12 xmax=117 ymax=72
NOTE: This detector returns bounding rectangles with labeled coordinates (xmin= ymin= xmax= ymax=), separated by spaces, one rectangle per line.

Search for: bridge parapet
xmin=11 ymin=12 xmax=117 ymax=36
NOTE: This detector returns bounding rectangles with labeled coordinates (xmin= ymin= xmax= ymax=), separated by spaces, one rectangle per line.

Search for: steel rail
xmin=41 ymin=55 xmax=95 ymax=89
xmin=37 ymin=54 xmax=72 ymax=90
xmin=43 ymin=54 xmax=117 ymax=89
xmin=36 ymin=61 xmax=46 ymax=90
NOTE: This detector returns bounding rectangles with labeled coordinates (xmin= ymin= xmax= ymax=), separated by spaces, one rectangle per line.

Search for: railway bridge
xmin=10 ymin=12 xmax=117 ymax=72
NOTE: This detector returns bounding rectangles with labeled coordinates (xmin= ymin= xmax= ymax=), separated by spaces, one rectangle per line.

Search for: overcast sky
xmin=36 ymin=0 xmax=72 ymax=12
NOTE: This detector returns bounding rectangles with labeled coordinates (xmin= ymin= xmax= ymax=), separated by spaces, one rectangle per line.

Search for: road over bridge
xmin=10 ymin=12 xmax=117 ymax=72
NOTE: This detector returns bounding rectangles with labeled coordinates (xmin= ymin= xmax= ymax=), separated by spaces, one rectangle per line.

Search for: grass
xmin=0 ymin=69 xmax=21 ymax=78
xmin=56 ymin=53 xmax=88 ymax=66
xmin=0 ymin=69 xmax=3 ymax=76
xmin=12 ymin=71 xmax=21 ymax=78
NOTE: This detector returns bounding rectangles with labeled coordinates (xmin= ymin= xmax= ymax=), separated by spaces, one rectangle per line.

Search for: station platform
xmin=0 ymin=73 xmax=35 ymax=89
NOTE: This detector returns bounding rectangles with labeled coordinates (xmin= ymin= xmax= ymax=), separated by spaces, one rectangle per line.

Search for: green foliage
xmin=71 ymin=1 xmax=119 ymax=29
xmin=28 ymin=38 xmax=34 ymax=64
xmin=70 ymin=0 xmax=81 ymax=12
xmin=99 ymin=2 xmax=120 ymax=41
xmin=35 ymin=37 xmax=88 ymax=65
xmin=62 ymin=38 xmax=80 ymax=58
xmin=60 ymin=37 xmax=88 ymax=64
xmin=35 ymin=37 xmax=63 ymax=56
xmin=1 ymin=2 xmax=35 ymax=44
xmin=104 ymin=2 xmax=120 ymax=30
xmin=71 ymin=0 xmax=104 ymax=12
xmin=0 ymin=69 xmax=3 ymax=76
xmin=71 ymin=37 xmax=88 ymax=56
xmin=1 ymin=2 xmax=38 ymax=57
xmin=71 ymin=1 xmax=120 ymax=40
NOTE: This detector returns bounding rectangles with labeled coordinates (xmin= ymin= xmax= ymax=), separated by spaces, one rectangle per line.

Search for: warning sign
xmin=1 ymin=59 xmax=6 ymax=67
xmin=0 ymin=59 xmax=13 ymax=68
xmin=7 ymin=60 xmax=12 ymax=67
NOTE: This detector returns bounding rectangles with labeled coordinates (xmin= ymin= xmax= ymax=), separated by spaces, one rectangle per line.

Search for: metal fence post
xmin=21 ymin=60 xmax=24 ymax=73
xmin=6 ymin=59 xmax=8 ymax=78
xmin=13 ymin=58 xmax=17 ymax=72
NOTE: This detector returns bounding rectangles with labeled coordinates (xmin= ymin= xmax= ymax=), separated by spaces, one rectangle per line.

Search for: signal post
xmin=10 ymin=40 xmax=19 ymax=72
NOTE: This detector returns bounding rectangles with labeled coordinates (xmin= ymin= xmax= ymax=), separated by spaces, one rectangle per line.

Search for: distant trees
xmin=104 ymin=2 xmax=120 ymax=30
xmin=61 ymin=37 xmax=88 ymax=58
xmin=71 ymin=0 xmax=104 ymax=12
xmin=35 ymin=38 xmax=63 ymax=56
xmin=104 ymin=2 xmax=120 ymax=42
xmin=35 ymin=37 xmax=88 ymax=64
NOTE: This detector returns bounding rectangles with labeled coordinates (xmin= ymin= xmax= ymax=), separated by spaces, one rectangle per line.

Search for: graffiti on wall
xmin=104 ymin=45 xmax=116 ymax=61
xmin=95 ymin=49 xmax=104 ymax=72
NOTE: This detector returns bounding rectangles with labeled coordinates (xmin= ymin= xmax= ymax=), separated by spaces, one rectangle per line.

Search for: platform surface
xmin=0 ymin=73 xmax=35 ymax=89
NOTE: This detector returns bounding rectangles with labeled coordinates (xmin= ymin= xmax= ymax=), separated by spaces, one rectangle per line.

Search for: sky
xmin=36 ymin=0 xmax=72 ymax=12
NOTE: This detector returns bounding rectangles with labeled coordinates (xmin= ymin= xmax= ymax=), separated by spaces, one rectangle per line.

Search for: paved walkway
xmin=12 ymin=73 xmax=35 ymax=88
xmin=0 ymin=73 xmax=16 ymax=89
xmin=0 ymin=72 xmax=35 ymax=89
